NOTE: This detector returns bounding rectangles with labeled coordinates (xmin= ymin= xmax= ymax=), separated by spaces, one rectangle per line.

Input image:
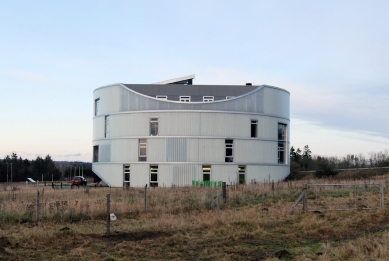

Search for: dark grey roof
xmin=123 ymin=84 xmax=259 ymax=102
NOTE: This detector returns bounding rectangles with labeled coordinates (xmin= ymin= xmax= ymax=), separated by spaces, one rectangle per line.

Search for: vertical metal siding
xmin=131 ymin=164 xmax=150 ymax=187
xmin=211 ymin=165 xmax=238 ymax=184
xmin=166 ymin=138 xmax=188 ymax=162
xmin=148 ymin=138 xmax=166 ymax=162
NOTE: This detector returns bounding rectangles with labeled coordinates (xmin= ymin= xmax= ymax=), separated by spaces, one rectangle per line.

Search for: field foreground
xmin=0 ymin=175 xmax=388 ymax=260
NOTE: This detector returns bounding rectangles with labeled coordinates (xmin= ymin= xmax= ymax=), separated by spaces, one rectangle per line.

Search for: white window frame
xmin=202 ymin=166 xmax=211 ymax=181
xmin=94 ymin=98 xmax=100 ymax=116
xmin=105 ymin=115 xmax=110 ymax=138
xmin=123 ymin=165 xmax=130 ymax=188
xmin=238 ymin=165 xmax=246 ymax=185
xmin=156 ymin=95 xmax=167 ymax=100
xmin=139 ymin=139 xmax=147 ymax=161
xmin=150 ymin=165 xmax=158 ymax=187
xmin=180 ymin=96 xmax=191 ymax=102
xmin=225 ymin=139 xmax=233 ymax=162
xmin=150 ymin=117 xmax=158 ymax=136
xmin=203 ymin=96 xmax=214 ymax=102
xmin=251 ymin=120 xmax=258 ymax=138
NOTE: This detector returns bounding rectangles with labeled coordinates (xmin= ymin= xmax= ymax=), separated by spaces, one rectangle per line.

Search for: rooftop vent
xmin=246 ymin=83 xmax=252 ymax=86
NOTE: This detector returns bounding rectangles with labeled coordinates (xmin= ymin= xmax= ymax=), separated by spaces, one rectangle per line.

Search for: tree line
xmin=0 ymin=153 xmax=94 ymax=183
xmin=290 ymin=146 xmax=389 ymax=179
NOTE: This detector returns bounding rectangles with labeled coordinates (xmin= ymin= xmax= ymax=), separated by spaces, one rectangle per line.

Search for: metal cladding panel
xmin=196 ymin=139 xmax=224 ymax=162
xmin=199 ymin=113 xmax=248 ymax=137
xmin=211 ymin=165 xmax=238 ymax=183
xmin=110 ymin=139 xmax=138 ymax=162
xmin=100 ymin=144 xmax=111 ymax=162
xmin=262 ymin=87 xmax=290 ymax=118
xmin=119 ymin=84 xmax=265 ymax=114
xmin=93 ymin=117 xmax=105 ymax=140
xmin=161 ymin=112 xmax=201 ymax=136
xmin=234 ymin=140 xmax=277 ymax=164
xmin=171 ymin=164 xmax=199 ymax=186
xmin=246 ymin=165 xmax=289 ymax=183
xmin=110 ymin=113 xmax=149 ymax=137
xmin=188 ymin=139 xmax=199 ymax=162
xmin=166 ymin=138 xmax=188 ymax=162
xmin=94 ymin=85 xmax=122 ymax=116
xmin=158 ymin=164 xmax=172 ymax=187
xmin=92 ymin=163 xmax=122 ymax=187
xmin=148 ymin=138 xmax=166 ymax=162
xmin=130 ymin=164 xmax=149 ymax=187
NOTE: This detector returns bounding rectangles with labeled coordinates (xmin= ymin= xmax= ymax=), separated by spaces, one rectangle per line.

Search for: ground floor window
xmin=278 ymin=142 xmax=285 ymax=163
xmin=238 ymin=166 xmax=246 ymax=184
xmin=202 ymin=166 xmax=211 ymax=181
xmin=123 ymin=165 xmax=130 ymax=188
xmin=93 ymin=146 xmax=99 ymax=162
xmin=150 ymin=165 xmax=158 ymax=187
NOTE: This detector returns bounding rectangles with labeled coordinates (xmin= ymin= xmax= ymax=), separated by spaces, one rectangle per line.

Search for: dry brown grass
xmin=0 ymin=174 xmax=387 ymax=260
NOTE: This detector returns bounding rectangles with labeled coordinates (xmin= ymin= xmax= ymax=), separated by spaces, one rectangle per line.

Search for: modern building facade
xmin=92 ymin=75 xmax=290 ymax=187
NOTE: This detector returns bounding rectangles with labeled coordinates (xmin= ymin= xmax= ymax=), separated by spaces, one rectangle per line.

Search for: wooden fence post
xmin=303 ymin=185 xmax=307 ymax=213
xmin=222 ymin=182 xmax=227 ymax=204
xmin=144 ymin=184 xmax=147 ymax=213
xmin=107 ymin=193 xmax=110 ymax=235
xmin=36 ymin=190 xmax=40 ymax=224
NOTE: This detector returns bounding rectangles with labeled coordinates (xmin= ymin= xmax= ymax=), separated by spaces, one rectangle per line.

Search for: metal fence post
xmin=303 ymin=185 xmax=307 ymax=213
xmin=144 ymin=184 xmax=147 ymax=213
xmin=222 ymin=182 xmax=227 ymax=204
xmin=107 ymin=193 xmax=110 ymax=235
xmin=36 ymin=190 xmax=40 ymax=223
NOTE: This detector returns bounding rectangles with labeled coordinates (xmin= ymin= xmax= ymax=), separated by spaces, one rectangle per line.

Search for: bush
xmin=315 ymin=160 xmax=338 ymax=178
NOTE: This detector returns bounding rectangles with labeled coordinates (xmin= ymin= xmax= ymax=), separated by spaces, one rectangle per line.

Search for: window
xmin=94 ymin=98 xmax=100 ymax=116
xmin=150 ymin=118 xmax=158 ymax=136
xmin=202 ymin=166 xmax=211 ymax=181
xmin=251 ymin=120 xmax=257 ymax=138
xmin=278 ymin=123 xmax=287 ymax=164
xmin=105 ymin=116 xmax=109 ymax=138
xmin=93 ymin=146 xmax=99 ymax=162
xmin=226 ymin=96 xmax=235 ymax=99
xmin=225 ymin=139 xmax=233 ymax=162
xmin=150 ymin=165 xmax=158 ymax=187
xmin=180 ymin=96 xmax=191 ymax=102
xmin=123 ymin=165 xmax=130 ymax=188
xmin=203 ymin=96 xmax=214 ymax=102
xmin=238 ymin=166 xmax=246 ymax=185
xmin=156 ymin=95 xmax=167 ymax=100
xmin=139 ymin=139 xmax=147 ymax=161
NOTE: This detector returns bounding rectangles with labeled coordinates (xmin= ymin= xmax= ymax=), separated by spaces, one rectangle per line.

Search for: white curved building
xmin=92 ymin=75 xmax=290 ymax=187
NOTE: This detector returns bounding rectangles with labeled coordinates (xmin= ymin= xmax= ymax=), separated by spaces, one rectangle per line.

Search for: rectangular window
xmin=150 ymin=165 xmax=158 ymax=187
xmin=180 ymin=96 xmax=191 ymax=102
xmin=226 ymin=96 xmax=235 ymax=99
xmin=150 ymin=118 xmax=158 ymax=136
xmin=93 ymin=145 xmax=99 ymax=162
xmin=123 ymin=165 xmax=130 ymax=188
xmin=225 ymin=139 xmax=233 ymax=162
xmin=156 ymin=95 xmax=167 ymax=100
xmin=251 ymin=120 xmax=257 ymax=138
xmin=139 ymin=139 xmax=147 ymax=161
xmin=105 ymin=115 xmax=110 ymax=138
xmin=278 ymin=123 xmax=287 ymax=164
xmin=238 ymin=166 xmax=246 ymax=185
xmin=203 ymin=96 xmax=214 ymax=102
xmin=202 ymin=166 xmax=211 ymax=181
xmin=94 ymin=98 xmax=100 ymax=116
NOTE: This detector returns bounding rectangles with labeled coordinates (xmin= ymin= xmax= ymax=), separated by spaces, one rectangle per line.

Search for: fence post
xmin=303 ymin=185 xmax=307 ymax=213
xmin=36 ymin=190 xmax=40 ymax=224
xmin=380 ymin=184 xmax=384 ymax=208
xmin=106 ymin=193 xmax=110 ymax=235
xmin=222 ymin=182 xmax=227 ymax=204
xmin=216 ymin=191 xmax=221 ymax=218
xmin=144 ymin=184 xmax=147 ymax=213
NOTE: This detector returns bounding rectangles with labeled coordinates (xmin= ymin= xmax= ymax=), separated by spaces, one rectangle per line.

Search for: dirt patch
xmin=99 ymin=230 xmax=173 ymax=242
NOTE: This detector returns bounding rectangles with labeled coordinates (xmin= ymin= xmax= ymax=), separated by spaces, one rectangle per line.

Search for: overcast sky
xmin=1 ymin=1 xmax=388 ymax=162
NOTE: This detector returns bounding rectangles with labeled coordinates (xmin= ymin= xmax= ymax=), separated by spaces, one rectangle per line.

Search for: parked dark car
xmin=71 ymin=176 xmax=87 ymax=187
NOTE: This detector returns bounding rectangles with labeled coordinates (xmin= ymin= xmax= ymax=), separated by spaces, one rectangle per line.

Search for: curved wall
xmin=92 ymin=83 xmax=290 ymax=187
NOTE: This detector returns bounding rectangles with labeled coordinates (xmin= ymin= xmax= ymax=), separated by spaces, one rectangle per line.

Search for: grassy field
xmin=0 ymin=174 xmax=388 ymax=260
